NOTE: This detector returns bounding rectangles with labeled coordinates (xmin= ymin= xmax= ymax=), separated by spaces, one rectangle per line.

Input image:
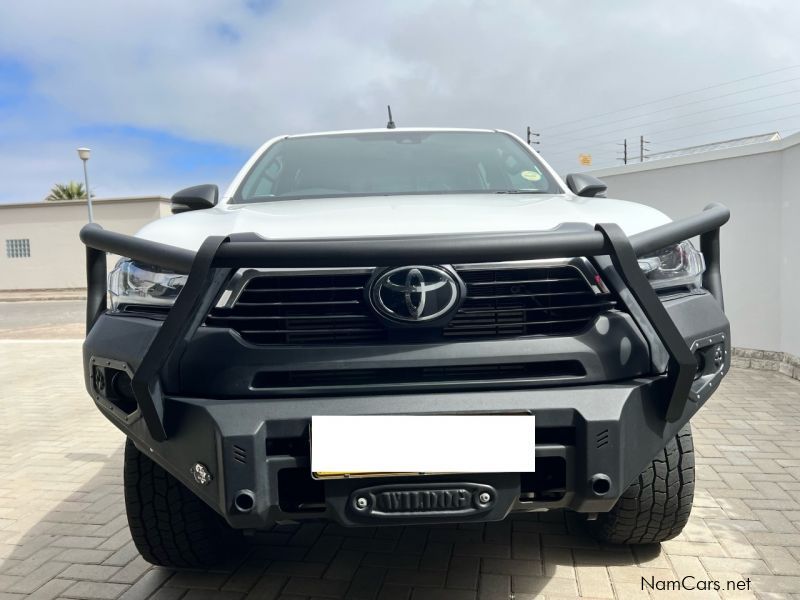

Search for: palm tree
xmin=46 ymin=181 xmax=92 ymax=201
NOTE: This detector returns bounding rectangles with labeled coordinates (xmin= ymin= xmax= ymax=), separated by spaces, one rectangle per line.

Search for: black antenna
xmin=386 ymin=105 xmax=396 ymax=129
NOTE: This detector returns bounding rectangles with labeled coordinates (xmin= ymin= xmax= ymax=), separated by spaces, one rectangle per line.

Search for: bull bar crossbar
xmin=80 ymin=202 xmax=729 ymax=442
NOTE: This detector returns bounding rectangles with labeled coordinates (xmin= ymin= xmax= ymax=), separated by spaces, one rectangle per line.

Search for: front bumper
xmin=80 ymin=204 xmax=730 ymax=528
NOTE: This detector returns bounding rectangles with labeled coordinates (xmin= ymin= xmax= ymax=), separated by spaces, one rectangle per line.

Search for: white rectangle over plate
xmin=311 ymin=415 xmax=535 ymax=476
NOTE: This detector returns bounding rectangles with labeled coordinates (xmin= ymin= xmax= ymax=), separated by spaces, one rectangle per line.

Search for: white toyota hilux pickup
xmin=80 ymin=128 xmax=730 ymax=567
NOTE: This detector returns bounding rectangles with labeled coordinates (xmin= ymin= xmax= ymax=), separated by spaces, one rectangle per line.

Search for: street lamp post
xmin=77 ymin=147 xmax=93 ymax=223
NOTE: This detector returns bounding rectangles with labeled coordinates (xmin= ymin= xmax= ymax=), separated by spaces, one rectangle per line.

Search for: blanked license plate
xmin=311 ymin=415 xmax=535 ymax=478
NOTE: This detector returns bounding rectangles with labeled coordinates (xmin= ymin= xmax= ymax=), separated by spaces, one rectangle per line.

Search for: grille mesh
xmin=206 ymin=264 xmax=616 ymax=345
xmin=443 ymin=265 xmax=616 ymax=339
xmin=206 ymin=272 xmax=384 ymax=345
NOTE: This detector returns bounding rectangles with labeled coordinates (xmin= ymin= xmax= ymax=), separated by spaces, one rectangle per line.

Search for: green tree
xmin=46 ymin=181 xmax=92 ymax=201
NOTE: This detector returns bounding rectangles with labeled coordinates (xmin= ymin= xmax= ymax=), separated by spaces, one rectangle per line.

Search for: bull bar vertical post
xmin=700 ymin=226 xmax=724 ymax=310
xmin=86 ymin=245 xmax=107 ymax=334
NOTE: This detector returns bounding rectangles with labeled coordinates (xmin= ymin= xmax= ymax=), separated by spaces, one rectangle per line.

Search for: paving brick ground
xmin=1 ymin=340 xmax=799 ymax=599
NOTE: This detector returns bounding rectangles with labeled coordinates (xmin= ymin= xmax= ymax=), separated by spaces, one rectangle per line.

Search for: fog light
xmin=233 ymin=490 xmax=255 ymax=513
xmin=713 ymin=344 xmax=724 ymax=369
xmin=92 ymin=367 xmax=107 ymax=395
xmin=111 ymin=371 xmax=135 ymax=402
xmin=694 ymin=352 xmax=706 ymax=380
xmin=590 ymin=473 xmax=612 ymax=496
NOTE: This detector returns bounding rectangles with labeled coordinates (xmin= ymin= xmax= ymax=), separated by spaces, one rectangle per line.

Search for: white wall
xmin=779 ymin=142 xmax=800 ymax=359
xmin=0 ymin=197 xmax=171 ymax=290
xmin=590 ymin=133 xmax=800 ymax=356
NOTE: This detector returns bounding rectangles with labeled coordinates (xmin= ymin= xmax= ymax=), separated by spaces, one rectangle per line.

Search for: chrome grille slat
xmin=207 ymin=314 xmax=371 ymax=321
xmin=466 ymin=277 xmax=579 ymax=285
xmin=239 ymin=328 xmax=382 ymax=334
xmin=233 ymin=300 xmax=360 ymax=306
xmin=444 ymin=317 xmax=589 ymax=329
xmin=457 ymin=301 xmax=616 ymax=314
xmin=466 ymin=290 xmax=594 ymax=300
xmin=241 ymin=286 xmax=365 ymax=292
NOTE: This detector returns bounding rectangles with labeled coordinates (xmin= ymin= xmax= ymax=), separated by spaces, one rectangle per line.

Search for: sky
xmin=0 ymin=0 xmax=799 ymax=203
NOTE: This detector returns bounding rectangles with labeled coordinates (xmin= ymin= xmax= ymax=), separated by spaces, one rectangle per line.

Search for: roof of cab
xmin=286 ymin=127 xmax=498 ymax=139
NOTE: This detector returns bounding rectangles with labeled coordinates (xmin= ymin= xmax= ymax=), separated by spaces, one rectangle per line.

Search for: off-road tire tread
xmin=123 ymin=439 xmax=235 ymax=567
xmin=593 ymin=424 xmax=695 ymax=544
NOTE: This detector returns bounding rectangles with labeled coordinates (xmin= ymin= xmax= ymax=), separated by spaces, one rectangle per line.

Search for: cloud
xmin=0 ymin=131 xmax=247 ymax=202
xmin=0 ymin=0 xmax=799 ymax=201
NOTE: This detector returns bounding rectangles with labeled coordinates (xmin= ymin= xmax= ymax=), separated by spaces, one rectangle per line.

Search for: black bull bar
xmin=80 ymin=203 xmax=729 ymax=442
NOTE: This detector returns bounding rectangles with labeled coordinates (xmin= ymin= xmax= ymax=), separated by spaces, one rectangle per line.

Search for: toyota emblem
xmin=370 ymin=266 xmax=461 ymax=322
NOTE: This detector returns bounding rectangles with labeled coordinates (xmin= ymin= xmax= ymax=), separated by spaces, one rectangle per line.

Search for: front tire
xmin=591 ymin=424 xmax=695 ymax=544
xmin=123 ymin=439 xmax=238 ymax=567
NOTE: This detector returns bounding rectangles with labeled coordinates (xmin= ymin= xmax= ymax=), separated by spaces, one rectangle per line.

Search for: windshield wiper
xmin=494 ymin=190 xmax=548 ymax=194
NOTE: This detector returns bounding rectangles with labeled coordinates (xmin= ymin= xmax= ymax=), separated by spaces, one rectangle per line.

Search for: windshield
xmin=232 ymin=131 xmax=562 ymax=203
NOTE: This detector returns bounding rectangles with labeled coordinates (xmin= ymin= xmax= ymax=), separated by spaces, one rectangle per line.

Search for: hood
xmin=136 ymin=193 xmax=670 ymax=251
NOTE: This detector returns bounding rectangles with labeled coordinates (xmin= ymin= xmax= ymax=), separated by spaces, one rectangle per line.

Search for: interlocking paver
xmin=282 ymin=575 xmax=349 ymax=597
xmin=243 ymin=572 xmax=286 ymax=600
xmin=756 ymin=545 xmax=800 ymax=576
xmin=2 ymin=340 xmax=800 ymax=598
xmin=476 ymin=572 xmax=509 ymax=600
xmin=409 ymin=588 xmax=475 ymax=600
xmin=480 ymin=557 xmax=542 ymax=577
xmin=445 ymin=555 xmax=479 ymax=590
xmin=346 ymin=564 xmax=387 ymax=598
xmin=383 ymin=568 xmax=446 ymax=588
xmin=376 ymin=583 xmax=411 ymax=600
xmin=61 ymin=580 xmax=129 ymax=599
xmin=323 ymin=549 xmax=363 ymax=581
xmin=513 ymin=573 xmax=579 ymax=596
xmin=418 ymin=541 xmax=451 ymax=571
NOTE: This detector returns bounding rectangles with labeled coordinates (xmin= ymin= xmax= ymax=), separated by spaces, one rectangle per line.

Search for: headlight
xmin=638 ymin=240 xmax=705 ymax=290
xmin=108 ymin=259 xmax=187 ymax=310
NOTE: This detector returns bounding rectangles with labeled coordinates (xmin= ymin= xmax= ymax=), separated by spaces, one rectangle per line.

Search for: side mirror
xmin=565 ymin=173 xmax=607 ymax=198
xmin=171 ymin=184 xmax=218 ymax=214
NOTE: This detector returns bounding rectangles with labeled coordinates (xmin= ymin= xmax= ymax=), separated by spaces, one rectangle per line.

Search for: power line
xmin=545 ymin=87 xmax=800 ymax=146
xmin=543 ymin=97 xmax=800 ymax=156
xmin=551 ymin=112 xmax=800 ymax=167
xmin=539 ymin=64 xmax=800 ymax=130
xmin=655 ymin=112 xmax=800 ymax=146
xmin=544 ymin=76 xmax=800 ymax=139
xmin=647 ymin=99 xmax=800 ymax=137
xmin=545 ymin=144 xmax=628 ymax=159
xmin=545 ymin=145 xmax=630 ymax=160
xmin=544 ymin=108 xmax=800 ymax=166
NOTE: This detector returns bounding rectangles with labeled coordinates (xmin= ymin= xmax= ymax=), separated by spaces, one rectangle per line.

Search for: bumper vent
xmin=232 ymin=445 xmax=248 ymax=464
xmin=252 ymin=360 xmax=585 ymax=391
xmin=206 ymin=264 xmax=616 ymax=345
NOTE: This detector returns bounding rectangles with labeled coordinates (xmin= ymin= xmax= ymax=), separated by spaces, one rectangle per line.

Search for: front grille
xmin=206 ymin=263 xmax=617 ymax=345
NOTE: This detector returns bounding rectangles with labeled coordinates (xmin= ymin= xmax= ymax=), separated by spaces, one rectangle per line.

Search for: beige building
xmin=0 ymin=197 xmax=170 ymax=291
